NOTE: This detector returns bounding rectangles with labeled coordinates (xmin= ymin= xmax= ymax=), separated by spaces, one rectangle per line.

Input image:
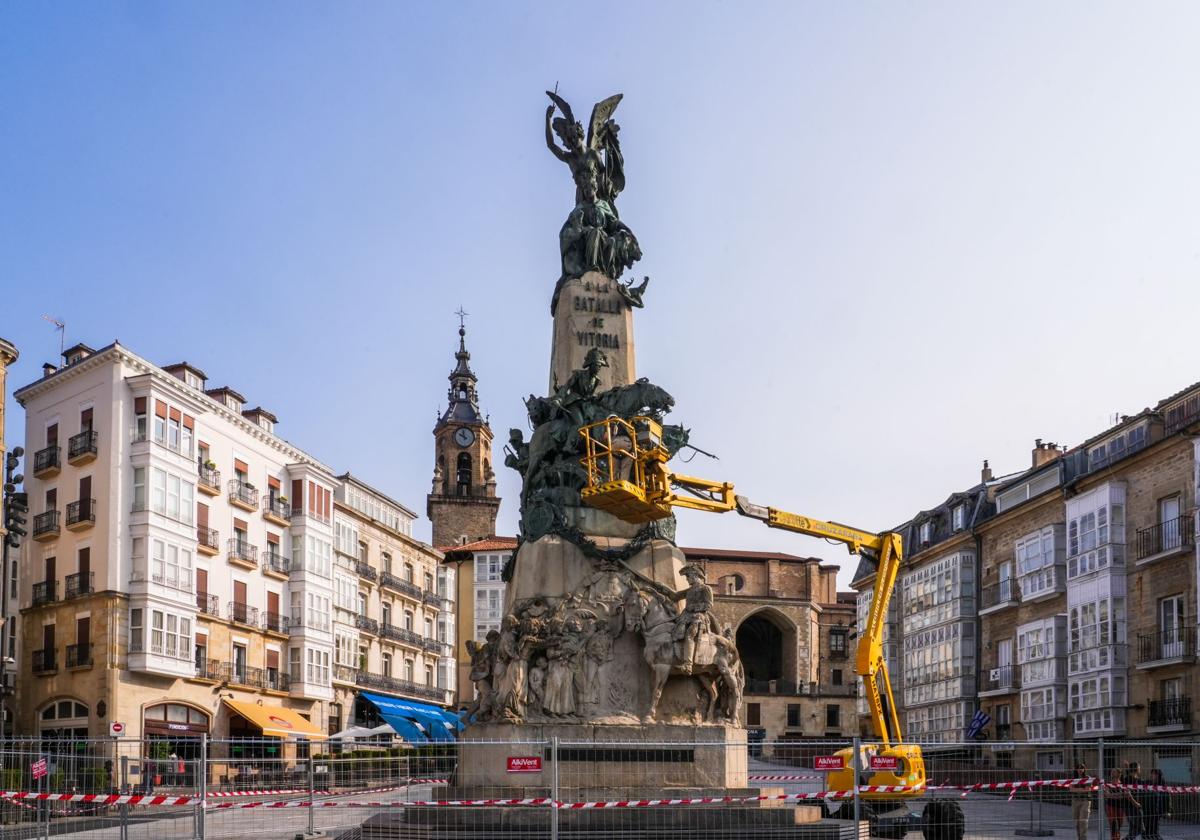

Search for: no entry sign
xmin=869 ymin=755 xmax=900 ymax=771
xmin=507 ymin=756 xmax=542 ymax=773
xmin=814 ymin=755 xmax=845 ymax=771
xmin=31 ymin=758 xmax=47 ymax=780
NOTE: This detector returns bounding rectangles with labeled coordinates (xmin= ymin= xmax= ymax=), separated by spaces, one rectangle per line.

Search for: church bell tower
xmin=427 ymin=319 xmax=500 ymax=547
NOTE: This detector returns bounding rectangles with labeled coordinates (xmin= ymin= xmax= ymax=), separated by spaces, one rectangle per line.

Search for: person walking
xmin=1124 ymin=762 xmax=1144 ymax=840
xmin=1106 ymin=766 xmax=1140 ymax=840
xmin=1069 ymin=763 xmax=1094 ymax=840
xmin=1141 ymin=769 xmax=1170 ymax=840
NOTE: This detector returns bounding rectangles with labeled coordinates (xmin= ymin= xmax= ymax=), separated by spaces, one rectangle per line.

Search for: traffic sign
xmin=109 ymin=721 xmax=126 ymax=737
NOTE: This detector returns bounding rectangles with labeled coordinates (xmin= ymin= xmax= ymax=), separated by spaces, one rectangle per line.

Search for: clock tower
xmin=427 ymin=320 xmax=500 ymax=547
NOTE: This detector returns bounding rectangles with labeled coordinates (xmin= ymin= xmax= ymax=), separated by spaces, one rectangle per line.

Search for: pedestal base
xmin=549 ymin=272 xmax=636 ymax=393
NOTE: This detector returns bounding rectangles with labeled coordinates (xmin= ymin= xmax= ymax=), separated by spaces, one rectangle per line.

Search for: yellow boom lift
xmin=579 ymin=417 xmax=962 ymax=838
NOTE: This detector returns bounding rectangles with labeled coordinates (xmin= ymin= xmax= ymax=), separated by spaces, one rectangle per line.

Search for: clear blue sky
xmin=4 ymin=3 xmax=1200 ymax=587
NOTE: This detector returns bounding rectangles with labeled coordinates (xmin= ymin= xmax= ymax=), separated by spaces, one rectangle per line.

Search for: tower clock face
xmin=454 ymin=427 xmax=476 ymax=447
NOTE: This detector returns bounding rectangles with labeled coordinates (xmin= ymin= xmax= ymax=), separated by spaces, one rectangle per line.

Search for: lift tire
xmin=921 ymin=799 xmax=965 ymax=840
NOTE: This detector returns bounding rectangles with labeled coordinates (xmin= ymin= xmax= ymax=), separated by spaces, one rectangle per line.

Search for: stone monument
xmin=454 ymin=88 xmax=747 ymax=788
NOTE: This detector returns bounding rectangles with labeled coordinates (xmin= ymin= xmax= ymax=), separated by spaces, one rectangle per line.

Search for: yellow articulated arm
xmin=734 ymin=496 xmax=905 ymax=747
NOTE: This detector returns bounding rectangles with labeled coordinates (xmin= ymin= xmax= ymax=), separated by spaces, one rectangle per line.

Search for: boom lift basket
xmin=578 ymin=416 xmax=673 ymax=522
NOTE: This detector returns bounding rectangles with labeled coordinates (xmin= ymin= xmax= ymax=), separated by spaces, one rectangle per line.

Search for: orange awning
xmin=223 ymin=699 xmax=327 ymax=740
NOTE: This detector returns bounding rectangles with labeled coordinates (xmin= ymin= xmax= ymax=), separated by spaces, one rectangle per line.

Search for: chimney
xmin=42 ymin=363 xmax=57 ymax=377
xmin=981 ymin=459 xmax=993 ymax=483
xmin=1031 ymin=439 xmax=1062 ymax=469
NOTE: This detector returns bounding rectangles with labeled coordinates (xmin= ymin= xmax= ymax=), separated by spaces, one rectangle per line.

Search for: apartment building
xmin=14 ymin=341 xmax=452 ymax=753
xmin=330 ymin=474 xmax=454 ymax=735
xmin=441 ymin=537 xmax=516 ymax=708
xmin=695 ymin=547 xmax=857 ymax=742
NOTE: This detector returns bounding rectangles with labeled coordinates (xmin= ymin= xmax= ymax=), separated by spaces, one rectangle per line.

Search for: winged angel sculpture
xmin=546 ymin=90 xmax=644 ymax=308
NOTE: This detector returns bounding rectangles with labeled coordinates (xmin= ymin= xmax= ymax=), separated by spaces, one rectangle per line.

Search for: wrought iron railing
xmin=32 ymin=649 xmax=56 ymax=673
xmin=67 ymin=430 xmax=98 ymax=460
xmin=261 ymin=611 xmax=289 ymax=633
xmin=227 ymin=602 xmax=259 ymax=626
xmin=65 ymin=571 xmax=94 ymax=599
xmin=983 ymin=664 xmax=1019 ymax=692
xmin=355 ymin=561 xmax=378 ymax=582
xmin=380 ymin=623 xmax=424 ymax=647
xmin=422 ymin=590 xmax=441 ymax=607
xmin=355 ymin=615 xmax=379 ymax=634
xmin=33 ymin=445 xmax=60 ymax=474
xmin=228 ymin=539 xmax=258 ymax=566
xmin=66 ymin=498 xmax=96 ymax=528
xmin=227 ymin=479 xmax=259 ymax=508
xmin=981 ymin=579 xmax=1020 ymax=609
xmin=32 ymin=580 xmax=57 ymax=606
xmin=421 ymin=637 xmax=442 ymax=653
xmin=1148 ymin=697 xmax=1191 ymax=728
xmin=1137 ymin=627 xmax=1196 ymax=663
xmin=380 ymin=573 xmax=423 ymax=599
xmin=66 ymin=643 xmax=92 ymax=668
xmin=262 ymin=496 xmax=292 ymax=522
xmin=1136 ymin=516 xmax=1195 ymax=560
xmin=198 ymin=466 xmax=221 ymax=492
xmin=262 ymin=550 xmax=290 ymax=575
xmin=33 ymin=510 xmax=60 ymax=538
xmin=354 ymin=672 xmax=445 ymax=702
xmin=196 ymin=592 xmax=220 ymax=616
xmin=197 ymin=527 xmax=219 ymax=551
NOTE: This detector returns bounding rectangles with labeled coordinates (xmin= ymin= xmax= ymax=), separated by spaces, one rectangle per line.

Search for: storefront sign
xmin=507 ymin=756 xmax=542 ymax=773
xmin=869 ymin=755 xmax=899 ymax=771
xmin=814 ymin=755 xmax=845 ymax=771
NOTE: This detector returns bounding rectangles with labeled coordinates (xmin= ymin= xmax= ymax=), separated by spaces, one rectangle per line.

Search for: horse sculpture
xmin=624 ymin=588 xmax=744 ymax=724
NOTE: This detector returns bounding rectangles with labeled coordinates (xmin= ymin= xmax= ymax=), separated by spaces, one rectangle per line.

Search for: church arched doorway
xmin=736 ymin=609 xmax=798 ymax=693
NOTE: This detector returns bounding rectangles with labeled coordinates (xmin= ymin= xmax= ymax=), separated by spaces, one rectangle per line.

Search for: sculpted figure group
xmin=465 ymin=561 xmax=743 ymax=725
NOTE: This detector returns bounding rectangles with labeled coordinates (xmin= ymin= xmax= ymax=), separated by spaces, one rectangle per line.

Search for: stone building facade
xmin=0 ymin=337 xmax=19 ymax=732
xmin=687 ymin=547 xmax=857 ymax=742
xmin=13 ymin=341 xmax=448 ymax=754
xmin=441 ymin=536 xmax=517 ymax=708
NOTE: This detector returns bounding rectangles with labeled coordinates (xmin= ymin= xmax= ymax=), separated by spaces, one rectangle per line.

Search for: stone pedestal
xmin=549 ymin=271 xmax=636 ymax=393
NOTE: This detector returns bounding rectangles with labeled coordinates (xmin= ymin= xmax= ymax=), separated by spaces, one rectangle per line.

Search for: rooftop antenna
xmin=42 ymin=315 xmax=65 ymax=357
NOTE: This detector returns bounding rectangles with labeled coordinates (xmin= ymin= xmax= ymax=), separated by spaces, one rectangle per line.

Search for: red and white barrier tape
xmin=206 ymin=779 xmax=447 ymax=798
xmin=210 ymin=796 xmax=554 ymax=809
xmin=0 ymin=792 xmax=199 ymax=806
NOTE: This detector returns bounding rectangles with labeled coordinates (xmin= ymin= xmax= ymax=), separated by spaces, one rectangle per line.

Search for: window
xmin=919 ymin=521 xmax=933 ymax=545
xmin=746 ymin=703 xmax=761 ymax=727
xmin=404 ymin=658 xmax=414 ymax=682
xmin=786 ymin=704 xmax=801 ymax=728
xmin=328 ymin=703 xmax=342 ymax=736
xmin=381 ymin=552 xmax=392 ymax=575
xmin=382 ymin=603 xmax=392 ymax=627
xmin=130 ymin=608 xmax=143 ymax=652
xmin=334 ymin=520 xmax=359 ymax=556
xmin=306 ymin=648 xmax=330 ymax=683
xmin=133 ymin=467 xmax=146 ymax=511
xmin=829 ymin=629 xmax=848 ymax=656
xmin=425 ymin=664 xmax=434 ymax=686
xmin=1068 ymin=596 xmax=1124 ymax=672
xmin=1016 ymin=526 xmax=1062 ymax=595
xmin=149 ymin=468 xmax=194 ymax=525
xmin=145 ymin=609 xmax=191 ymax=660
xmin=404 ymin=610 xmax=414 ymax=631
xmin=424 ymin=617 xmax=433 ymax=639
xmin=952 ymin=504 xmax=966 ymax=532
xmin=150 ymin=539 xmax=194 ymax=590
xmin=1066 ymin=488 xmax=1125 ymax=578
xmin=357 ymin=592 xmax=368 ymax=616
xmin=232 ymin=644 xmax=247 ymax=682
xmin=150 ymin=400 xmax=194 ymax=457
xmin=424 ymin=572 xmax=433 ymax=592
xmin=335 ymin=633 xmax=356 ymax=666
xmin=456 ymin=453 xmax=472 ymax=495
xmin=301 ymin=535 xmax=332 ymax=577
xmin=133 ymin=399 xmax=147 ymax=441
xmin=404 ymin=562 xmax=414 ymax=583
xmin=825 ymin=705 xmax=840 ymax=728
xmin=832 ymin=668 xmax=843 ymax=686
xmin=290 ymin=647 xmax=301 ymax=681
xmin=475 ymin=554 xmax=504 ymax=582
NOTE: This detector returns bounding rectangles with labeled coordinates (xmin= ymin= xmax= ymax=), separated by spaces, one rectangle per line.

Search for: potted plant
xmin=203 ymin=460 xmax=217 ymax=471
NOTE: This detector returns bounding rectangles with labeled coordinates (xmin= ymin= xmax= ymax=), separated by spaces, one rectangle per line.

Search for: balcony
xmin=422 ymin=590 xmax=441 ymax=608
xmin=354 ymin=561 xmax=378 ymax=583
xmin=31 ymin=580 xmax=57 ymax=607
xmin=354 ymin=672 xmax=446 ymax=703
xmin=334 ymin=664 xmax=358 ymax=684
xmin=67 ymin=430 xmax=98 ymax=465
xmin=380 ymin=573 xmax=423 ymax=600
xmin=1070 ymin=641 xmax=1128 ymax=675
xmin=66 ymin=643 xmax=93 ymax=669
xmin=227 ymin=602 xmax=260 ymax=626
xmin=1136 ymin=517 xmax=1195 ymax=565
xmin=32 ymin=510 xmax=60 ymax=541
xmin=262 ymin=550 xmax=290 ymax=579
xmin=65 ymin=571 xmax=94 ymax=599
xmin=980 ymin=665 xmax=1020 ymax=697
xmin=196 ymin=527 xmax=220 ymax=556
xmin=380 ymin=623 xmax=423 ymax=647
xmin=228 ymin=479 xmax=259 ymax=512
xmin=262 ymin=496 xmax=292 ymax=526
xmin=355 ymin=615 xmax=379 ymax=635
xmin=1137 ymin=627 xmax=1196 ymax=668
xmin=196 ymin=592 xmax=220 ymax=617
xmin=32 ymin=649 xmax=56 ymax=675
xmin=980 ymin=580 xmax=1020 ymax=615
xmin=66 ymin=498 xmax=96 ymax=531
xmin=195 ymin=658 xmax=224 ymax=681
xmin=197 ymin=466 xmax=221 ymax=496
xmin=422 ymin=637 xmax=442 ymax=654
xmin=228 ymin=538 xmax=258 ymax=569
xmin=32 ymin=445 xmax=61 ymax=478
xmin=261 ymin=611 xmax=289 ymax=634
xmin=1148 ymin=697 xmax=1191 ymax=731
